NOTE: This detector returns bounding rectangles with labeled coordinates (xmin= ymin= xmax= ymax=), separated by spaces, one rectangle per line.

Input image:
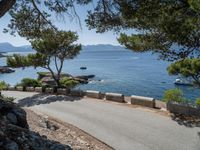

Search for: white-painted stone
xmin=86 ymin=90 xmax=101 ymax=99
xmin=131 ymin=95 xmax=155 ymax=108
xmin=105 ymin=93 xmax=124 ymax=103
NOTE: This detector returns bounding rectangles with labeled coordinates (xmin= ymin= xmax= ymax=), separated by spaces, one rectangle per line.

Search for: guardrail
xmin=6 ymin=86 xmax=200 ymax=116
xmin=105 ymin=92 xmax=125 ymax=103
xmin=131 ymin=95 xmax=155 ymax=108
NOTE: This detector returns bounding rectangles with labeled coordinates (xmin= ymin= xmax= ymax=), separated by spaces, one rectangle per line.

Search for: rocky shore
xmin=0 ymin=66 xmax=15 ymax=74
xmin=38 ymin=72 xmax=95 ymax=86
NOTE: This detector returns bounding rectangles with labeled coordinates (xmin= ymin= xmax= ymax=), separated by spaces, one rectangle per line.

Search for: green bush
xmin=163 ymin=88 xmax=184 ymax=103
xmin=17 ymin=78 xmax=41 ymax=87
xmin=0 ymin=95 xmax=15 ymax=102
xmin=60 ymin=77 xmax=79 ymax=88
xmin=0 ymin=81 xmax=9 ymax=90
xmin=195 ymin=98 xmax=200 ymax=107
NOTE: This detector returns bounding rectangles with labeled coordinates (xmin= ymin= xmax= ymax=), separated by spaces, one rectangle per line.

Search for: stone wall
xmin=167 ymin=101 xmax=200 ymax=117
xmin=7 ymin=86 xmax=200 ymax=117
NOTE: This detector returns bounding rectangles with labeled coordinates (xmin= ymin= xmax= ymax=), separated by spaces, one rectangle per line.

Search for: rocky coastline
xmin=0 ymin=66 xmax=15 ymax=74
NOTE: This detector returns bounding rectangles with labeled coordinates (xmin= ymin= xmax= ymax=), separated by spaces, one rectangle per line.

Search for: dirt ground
xmin=25 ymin=109 xmax=113 ymax=150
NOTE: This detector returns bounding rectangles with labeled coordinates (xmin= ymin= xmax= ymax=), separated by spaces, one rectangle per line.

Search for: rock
xmin=0 ymin=99 xmax=72 ymax=150
xmin=40 ymin=77 xmax=56 ymax=86
xmin=75 ymin=75 xmax=95 ymax=80
xmin=7 ymin=113 xmax=17 ymax=124
xmin=5 ymin=140 xmax=19 ymax=150
xmin=0 ymin=66 xmax=15 ymax=74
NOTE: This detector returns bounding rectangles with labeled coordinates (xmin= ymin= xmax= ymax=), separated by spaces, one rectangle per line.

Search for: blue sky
xmin=0 ymin=3 xmax=124 ymax=46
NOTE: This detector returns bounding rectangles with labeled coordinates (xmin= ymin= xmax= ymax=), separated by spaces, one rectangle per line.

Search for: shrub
xmin=0 ymin=81 xmax=9 ymax=90
xmin=0 ymin=95 xmax=15 ymax=102
xmin=163 ymin=88 xmax=184 ymax=103
xmin=17 ymin=78 xmax=41 ymax=87
xmin=60 ymin=77 xmax=79 ymax=88
xmin=195 ymin=98 xmax=200 ymax=107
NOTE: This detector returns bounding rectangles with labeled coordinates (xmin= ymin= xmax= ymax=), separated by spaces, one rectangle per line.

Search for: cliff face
xmin=0 ymin=99 xmax=72 ymax=150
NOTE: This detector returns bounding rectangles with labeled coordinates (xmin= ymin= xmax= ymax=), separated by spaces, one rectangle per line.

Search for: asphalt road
xmin=2 ymin=91 xmax=200 ymax=150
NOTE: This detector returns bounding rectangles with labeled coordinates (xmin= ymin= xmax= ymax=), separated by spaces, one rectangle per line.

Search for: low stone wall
xmin=25 ymin=87 xmax=35 ymax=92
xmin=70 ymin=90 xmax=84 ymax=97
xmin=167 ymin=101 xmax=200 ymax=117
xmin=16 ymin=86 xmax=24 ymax=91
xmin=131 ymin=95 xmax=155 ymax=108
xmin=105 ymin=93 xmax=124 ymax=103
xmin=57 ymin=88 xmax=70 ymax=95
xmin=7 ymin=86 xmax=15 ymax=91
xmin=35 ymin=87 xmax=43 ymax=93
xmin=45 ymin=88 xmax=54 ymax=94
xmin=85 ymin=90 xmax=102 ymax=99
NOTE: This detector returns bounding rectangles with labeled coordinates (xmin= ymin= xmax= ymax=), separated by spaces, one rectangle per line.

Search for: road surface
xmin=2 ymin=91 xmax=200 ymax=150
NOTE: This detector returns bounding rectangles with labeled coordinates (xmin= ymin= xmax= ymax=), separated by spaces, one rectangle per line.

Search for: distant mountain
xmin=0 ymin=42 xmax=126 ymax=53
xmin=82 ymin=44 xmax=126 ymax=51
xmin=0 ymin=42 xmax=34 ymax=53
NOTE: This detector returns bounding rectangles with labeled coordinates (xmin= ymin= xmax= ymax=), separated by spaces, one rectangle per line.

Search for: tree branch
xmin=31 ymin=0 xmax=57 ymax=30
xmin=0 ymin=0 xmax=16 ymax=18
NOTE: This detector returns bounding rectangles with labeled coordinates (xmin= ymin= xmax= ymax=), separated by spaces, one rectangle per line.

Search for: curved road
xmin=2 ymin=91 xmax=200 ymax=150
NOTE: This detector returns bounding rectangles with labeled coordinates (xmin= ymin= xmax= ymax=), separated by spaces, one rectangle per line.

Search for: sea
xmin=0 ymin=48 xmax=200 ymax=101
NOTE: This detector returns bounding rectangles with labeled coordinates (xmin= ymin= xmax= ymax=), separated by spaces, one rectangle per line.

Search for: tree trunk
xmin=0 ymin=0 xmax=16 ymax=18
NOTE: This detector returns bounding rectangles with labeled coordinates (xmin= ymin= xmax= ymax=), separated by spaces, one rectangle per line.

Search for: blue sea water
xmin=0 ymin=48 xmax=200 ymax=101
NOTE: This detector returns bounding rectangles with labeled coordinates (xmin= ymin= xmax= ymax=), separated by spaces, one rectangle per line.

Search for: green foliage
xmin=163 ymin=88 xmax=185 ymax=103
xmin=7 ymin=29 xmax=81 ymax=86
xmin=60 ymin=77 xmax=79 ymax=88
xmin=3 ymin=0 xmax=92 ymax=39
xmin=86 ymin=0 xmax=200 ymax=61
xmin=195 ymin=98 xmax=200 ymax=107
xmin=167 ymin=58 xmax=200 ymax=85
xmin=0 ymin=81 xmax=9 ymax=90
xmin=17 ymin=78 xmax=41 ymax=87
xmin=0 ymin=95 xmax=15 ymax=102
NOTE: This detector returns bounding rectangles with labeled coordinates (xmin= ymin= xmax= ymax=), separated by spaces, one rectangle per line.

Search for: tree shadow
xmin=171 ymin=113 xmax=200 ymax=128
xmin=17 ymin=94 xmax=81 ymax=107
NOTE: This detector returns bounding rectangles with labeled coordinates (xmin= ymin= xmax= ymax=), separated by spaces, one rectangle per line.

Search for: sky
xmin=0 ymin=3 xmax=125 ymax=47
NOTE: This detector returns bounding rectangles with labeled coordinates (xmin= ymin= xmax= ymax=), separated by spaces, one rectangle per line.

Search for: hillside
xmin=0 ymin=42 xmax=34 ymax=52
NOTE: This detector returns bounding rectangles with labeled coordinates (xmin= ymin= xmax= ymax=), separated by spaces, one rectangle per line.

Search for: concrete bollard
xmin=86 ymin=90 xmax=101 ymax=99
xmin=25 ymin=87 xmax=35 ymax=92
xmin=131 ymin=95 xmax=155 ymax=108
xmin=70 ymin=90 xmax=84 ymax=97
xmin=16 ymin=86 xmax=24 ymax=91
xmin=57 ymin=88 xmax=70 ymax=95
xmin=8 ymin=86 xmax=15 ymax=91
xmin=105 ymin=92 xmax=124 ymax=103
xmin=35 ymin=87 xmax=43 ymax=93
xmin=45 ymin=88 xmax=54 ymax=94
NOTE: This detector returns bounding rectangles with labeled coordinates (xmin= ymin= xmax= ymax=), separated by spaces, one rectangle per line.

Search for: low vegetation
xmin=163 ymin=88 xmax=185 ymax=103
xmin=16 ymin=78 xmax=41 ymax=87
xmin=163 ymin=88 xmax=200 ymax=107
xmin=0 ymin=81 xmax=9 ymax=90
xmin=60 ymin=77 xmax=79 ymax=88
xmin=195 ymin=98 xmax=200 ymax=107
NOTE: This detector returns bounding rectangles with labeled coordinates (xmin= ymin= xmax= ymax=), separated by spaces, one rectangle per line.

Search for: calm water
xmin=0 ymin=49 xmax=200 ymax=100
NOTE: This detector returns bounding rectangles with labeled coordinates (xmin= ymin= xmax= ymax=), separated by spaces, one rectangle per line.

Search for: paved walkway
xmin=2 ymin=91 xmax=200 ymax=150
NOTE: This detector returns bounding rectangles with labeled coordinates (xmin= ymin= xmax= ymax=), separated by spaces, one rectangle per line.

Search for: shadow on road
xmin=17 ymin=94 xmax=81 ymax=107
xmin=171 ymin=114 xmax=200 ymax=128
